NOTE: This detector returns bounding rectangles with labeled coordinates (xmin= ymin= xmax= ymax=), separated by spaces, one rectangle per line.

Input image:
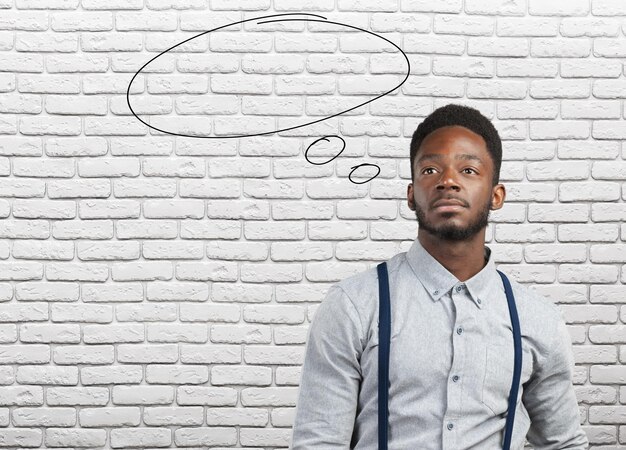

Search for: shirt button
xmin=452 ymin=375 xmax=459 ymax=382
xmin=447 ymin=422 xmax=454 ymax=430
xmin=456 ymin=327 xmax=463 ymax=335
xmin=477 ymin=298 xmax=482 ymax=304
xmin=456 ymin=285 xmax=462 ymax=292
xmin=434 ymin=290 xmax=439 ymax=295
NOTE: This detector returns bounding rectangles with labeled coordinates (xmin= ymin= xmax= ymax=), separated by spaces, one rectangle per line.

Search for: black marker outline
xmin=349 ymin=163 xmax=381 ymax=184
xmin=126 ymin=13 xmax=411 ymax=139
xmin=306 ymin=135 xmax=382 ymax=184
xmin=304 ymin=135 xmax=345 ymax=165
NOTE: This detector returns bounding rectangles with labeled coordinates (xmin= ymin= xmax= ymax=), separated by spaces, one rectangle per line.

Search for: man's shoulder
xmin=334 ymin=252 xmax=406 ymax=307
xmin=504 ymin=274 xmax=565 ymax=332
xmin=335 ymin=251 xmax=407 ymax=297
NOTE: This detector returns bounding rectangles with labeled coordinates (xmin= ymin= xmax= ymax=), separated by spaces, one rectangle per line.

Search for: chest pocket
xmin=481 ymin=343 xmax=534 ymax=417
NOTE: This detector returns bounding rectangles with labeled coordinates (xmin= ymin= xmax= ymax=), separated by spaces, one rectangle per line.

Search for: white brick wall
xmin=0 ymin=0 xmax=623 ymax=448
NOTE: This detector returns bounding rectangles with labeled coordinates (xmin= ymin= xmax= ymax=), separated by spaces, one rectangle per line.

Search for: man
xmin=290 ymin=104 xmax=589 ymax=449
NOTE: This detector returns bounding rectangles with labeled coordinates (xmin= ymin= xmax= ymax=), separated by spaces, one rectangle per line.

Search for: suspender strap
xmin=376 ymin=262 xmax=522 ymax=450
xmin=376 ymin=262 xmax=391 ymax=450
xmin=497 ymin=269 xmax=522 ymax=450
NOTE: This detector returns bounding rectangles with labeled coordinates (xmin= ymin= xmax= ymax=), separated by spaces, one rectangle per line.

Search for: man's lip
xmin=432 ymin=199 xmax=465 ymax=208
xmin=434 ymin=204 xmax=465 ymax=212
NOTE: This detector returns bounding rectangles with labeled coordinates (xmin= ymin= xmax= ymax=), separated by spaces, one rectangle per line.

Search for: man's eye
xmin=422 ymin=168 xmax=476 ymax=174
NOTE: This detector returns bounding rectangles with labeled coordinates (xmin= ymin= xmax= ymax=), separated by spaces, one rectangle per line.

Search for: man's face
xmin=407 ymin=125 xmax=501 ymax=242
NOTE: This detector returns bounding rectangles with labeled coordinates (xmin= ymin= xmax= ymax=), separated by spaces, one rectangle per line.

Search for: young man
xmin=290 ymin=104 xmax=589 ymax=449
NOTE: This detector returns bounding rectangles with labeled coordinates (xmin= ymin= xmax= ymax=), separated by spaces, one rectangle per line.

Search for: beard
xmin=413 ymin=196 xmax=492 ymax=242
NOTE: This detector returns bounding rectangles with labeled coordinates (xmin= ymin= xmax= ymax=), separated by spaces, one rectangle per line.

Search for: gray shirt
xmin=291 ymin=237 xmax=588 ymax=449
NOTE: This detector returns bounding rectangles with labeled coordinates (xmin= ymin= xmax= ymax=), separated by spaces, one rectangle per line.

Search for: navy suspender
xmin=377 ymin=261 xmax=391 ymax=449
xmin=376 ymin=262 xmax=522 ymax=450
xmin=498 ymin=269 xmax=522 ymax=450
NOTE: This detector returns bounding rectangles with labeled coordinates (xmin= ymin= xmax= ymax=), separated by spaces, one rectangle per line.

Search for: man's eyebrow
xmin=417 ymin=153 xmax=483 ymax=165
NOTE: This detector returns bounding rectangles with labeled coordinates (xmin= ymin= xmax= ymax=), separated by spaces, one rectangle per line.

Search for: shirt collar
xmin=405 ymin=237 xmax=501 ymax=309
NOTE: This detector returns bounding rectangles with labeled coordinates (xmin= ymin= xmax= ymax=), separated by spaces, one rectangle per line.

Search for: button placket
xmin=448 ymin=282 xmax=468 ymax=431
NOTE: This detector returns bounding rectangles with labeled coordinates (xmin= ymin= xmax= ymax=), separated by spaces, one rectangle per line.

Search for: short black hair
xmin=410 ymin=103 xmax=502 ymax=187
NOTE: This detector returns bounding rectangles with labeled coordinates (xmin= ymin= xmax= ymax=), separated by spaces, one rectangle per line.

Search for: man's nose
xmin=436 ymin=167 xmax=461 ymax=189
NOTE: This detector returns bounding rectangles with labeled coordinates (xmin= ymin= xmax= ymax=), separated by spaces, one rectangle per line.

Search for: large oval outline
xmin=126 ymin=13 xmax=411 ymax=139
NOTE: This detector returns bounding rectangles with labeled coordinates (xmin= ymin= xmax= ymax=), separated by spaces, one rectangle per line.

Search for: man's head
xmin=407 ymin=104 xmax=506 ymax=242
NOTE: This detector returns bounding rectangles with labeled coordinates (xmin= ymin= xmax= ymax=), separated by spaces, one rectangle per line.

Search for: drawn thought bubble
xmin=126 ymin=13 xmax=411 ymax=139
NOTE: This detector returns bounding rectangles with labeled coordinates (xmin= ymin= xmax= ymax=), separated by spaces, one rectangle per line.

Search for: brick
xmin=465 ymin=0 xmax=526 ymax=15
xmin=174 ymin=427 xmax=237 ymax=446
xmin=468 ymin=37 xmax=529 ymax=57
xmin=13 ymin=407 xmax=75 ymax=427
xmin=595 ymin=38 xmax=626 ymax=58
xmin=530 ymin=79 xmax=590 ymax=98
xmin=242 ymin=96 xmax=302 ymax=116
xmin=497 ymin=59 xmax=557 ymax=77
xmin=48 ymin=54 xmax=109 ymax=73
xmin=211 ymin=0 xmax=269 ymax=9
xmin=593 ymin=80 xmax=626 ymax=98
xmin=179 ymin=11 xmax=241 ymax=31
xmin=0 ymin=429 xmax=42 ymax=447
xmin=401 ymin=0 xmax=462 ymax=13
xmin=593 ymin=120 xmax=626 ymax=139
xmin=497 ymin=17 xmax=558 ymax=36
xmin=17 ymin=0 xmax=78 ymax=8
xmin=206 ymin=407 xmax=268 ymax=426
xmin=145 ymin=365 xmax=208 ymax=384
xmin=81 ymin=33 xmax=142 ymax=51
xmin=592 ymin=0 xmax=626 ymax=15
xmin=51 ymin=12 xmax=113 ymax=31
xmin=112 ymin=385 xmax=174 ymax=405
xmin=18 ymin=75 xmax=79 ymax=94
xmin=531 ymin=38 xmax=591 ymax=57
xmin=560 ymin=18 xmax=620 ymax=37
xmin=561 ymin=100 xmax=620 ymax=119
xmin=404 ymin=34 xmax=465 ymax=54
xmin=46 ymin=387 xmax=109 ymax=406
xmin=210 ymin=32 xmax=272 ymax=52
xmin=45 ymin=428 xmax=107 ymax=448
xmin=497 ymin=100 xmax=558 ymax=119
xmin=529 ymin=0 xmax=590 ymax=15
xmin=82 ymin=0 xmax=142 ymax=8
xmin=148 ymin=0 xmax=208 ymax=10
xmin=589 ymin=406 xmax=626 ymax=425
xmin=0 ymin=11 xmax=48 ymax=30
xmin=79 ymin=407 xmax=140 ymax=427
xmin=115 ymin=12 xmax=177 ymax=30
xmin=81 ymin=365 xmax=143 ymax=385
xmin=242 ymin=54 xmax=304 ymax=74
xmin=16 ymin=366 xmax=78 ymax=385
xmin=338 ymin=0 xmax=398 ymax=11
xmin=467 ymin=79 xmax=527 ymax=99
xmin=276 ymin=33 xmax=336 ymax=53
xmin=561 ymin=59 xmax=622 ymax=78
xmin=434 ymin=14 xmax=493 ymax=35
xmin=240 ymin=427 xmax=292 ymax=447
xmin=370 ymin=13 xmax=430 ymax=32
xmin=143 ymin=406 xmax=203 ymax=425
xmin=274 ymin=0 xmax=334 ymax=9
xmin=16 ymin=32 xmax=77 ymax=52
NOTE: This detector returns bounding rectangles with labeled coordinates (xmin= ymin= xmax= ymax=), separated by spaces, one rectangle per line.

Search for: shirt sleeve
xmin=522 ymin=307 xmax=589 ymax=449
xmin=290 ymin=284 xmax=364 ymax=449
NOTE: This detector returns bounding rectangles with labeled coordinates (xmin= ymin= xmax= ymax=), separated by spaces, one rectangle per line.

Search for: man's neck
xmin=418 ymin=233 xmax=487 ymax=282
